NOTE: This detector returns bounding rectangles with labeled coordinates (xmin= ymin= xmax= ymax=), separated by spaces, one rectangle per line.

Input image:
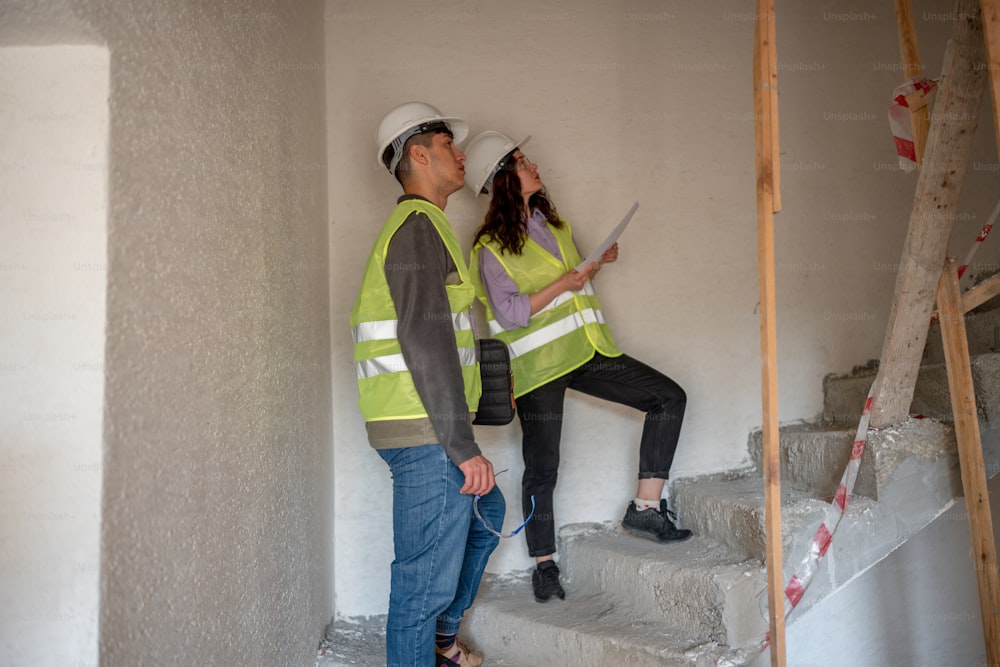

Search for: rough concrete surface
xmin=317 ymin=414 xmax=1000 ymax=666
xmin=749 ymin=425 xmax=855 ymax=498
xmin=823 ymin=353 xmax=1000 ymax=426
xmin=315 ymin=551 xmax=759 ymax=666
xmin=749 ymin=415 xmax=960 ymax=501
xmin=923 ymin=300 xmax=1000 ymax=364
xmin=464 ymin=573 xmax=751 ymax=666
xmin=866 ymin=417 xmax=958 ymax=494
xmin=742 ymin=418 xmax=997 ymax=623
xmin=560 ymin=526 xmax=767 ymax=646
xmin=672 ymin=473 xmax=829 ymax=563
xmin=2 ymin=2 xmax=333 ymax=666
xmin=317 ymin=616 xmax=386 ymax=666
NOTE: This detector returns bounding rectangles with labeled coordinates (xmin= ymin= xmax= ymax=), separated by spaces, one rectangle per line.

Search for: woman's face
xmin=510 ymin=150 xmax=542 ymax=200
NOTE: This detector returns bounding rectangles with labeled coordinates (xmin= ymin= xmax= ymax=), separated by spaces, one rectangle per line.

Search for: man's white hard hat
xmin=462 ymin=130 xmax=531 ymax=196
xmin=375 ymin=101 xmax=469 ymax=175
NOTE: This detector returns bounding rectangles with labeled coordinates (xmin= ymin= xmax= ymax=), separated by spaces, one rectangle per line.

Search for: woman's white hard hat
xmin=462 ymin=130 xmax=531 ymax=196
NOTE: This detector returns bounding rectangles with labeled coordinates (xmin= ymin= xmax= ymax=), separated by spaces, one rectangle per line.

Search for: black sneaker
xmin=532 ymin=560 xmax=565 ymax=603
xmin=622 ymin=499 xmax=693 ymax=543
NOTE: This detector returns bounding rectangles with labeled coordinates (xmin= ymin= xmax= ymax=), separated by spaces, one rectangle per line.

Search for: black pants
xmin=515 ymin=352 xmax=686 ymax=557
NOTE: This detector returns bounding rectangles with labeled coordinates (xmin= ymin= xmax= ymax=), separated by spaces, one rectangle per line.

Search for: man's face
xmin=427 ymin=132 xmax=466 ymax=195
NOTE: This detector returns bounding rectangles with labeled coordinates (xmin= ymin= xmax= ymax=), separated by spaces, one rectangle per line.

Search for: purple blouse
xmin=477 ymin=208 xmax=576 ymax=330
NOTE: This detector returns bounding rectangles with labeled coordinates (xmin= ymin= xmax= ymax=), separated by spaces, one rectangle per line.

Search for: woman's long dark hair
xmin=472 ymin=153 xmax=563 ymax=255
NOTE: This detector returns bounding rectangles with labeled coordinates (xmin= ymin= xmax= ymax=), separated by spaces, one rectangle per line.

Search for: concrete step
xmin=670 ymin=472 xmax=829 ymax=563
xmin=322 ymin=415 xmax=973 ymax=666
xmin=923 ymin=299 xmax=1000 ymax=364
xmin=463 ymin=575 xmax=752 ymax=666
xmin=822 ymin=352 xmax=1000 ymax=427
xmin=678 ymin=417 xmax=1000 ymax=622
xmin=746 ymin=418 xmax=962 ymax=501
xmin=557 ymin=524 xmax=767 ymax=648
xmin=747 ymin=426 xmax=855 ymax=498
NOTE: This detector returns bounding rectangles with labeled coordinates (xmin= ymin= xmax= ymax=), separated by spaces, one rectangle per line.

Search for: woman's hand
xmin=528 ymin=262 xmax=596 ymax=316
xmin=560 ymin=264 xmax=593 ymax=292
xmin=584 ymin=243 xmax=618 ymax=280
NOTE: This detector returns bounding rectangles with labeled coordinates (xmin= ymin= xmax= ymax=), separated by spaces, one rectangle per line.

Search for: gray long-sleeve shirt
xmin=365 ymin=195 xmax=481 ymax=466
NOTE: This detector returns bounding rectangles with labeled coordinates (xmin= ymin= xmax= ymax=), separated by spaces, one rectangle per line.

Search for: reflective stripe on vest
xmin=355 ymin=344 xmax=477 ymax=380
xmin=470 ymin=216 xmax=621 ymax=397
xmin=353 ymin=311 xmax=473 ymax=346
xmin=353 ymin=312 xmax=475 ymax=381
xmin=486 ymin=287 xmax=607 ymax=360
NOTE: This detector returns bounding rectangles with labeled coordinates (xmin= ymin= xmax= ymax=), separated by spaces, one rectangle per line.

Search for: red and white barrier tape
xmin=957 ymin=198 xmax=999 ymax=280
xmin=888 ymin=78 xmax=938 ymax=171
xmin=926 ymin=199 xmax=998 ymax=326
xmin=758 ymin=384 xmax=875 ymax=653
xmin=782 ymin=385 xmax=874 ymax=612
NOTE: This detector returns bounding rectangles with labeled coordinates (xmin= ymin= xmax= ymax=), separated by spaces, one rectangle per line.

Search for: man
xmin=350 ymin=102 xmax=505 ymax=667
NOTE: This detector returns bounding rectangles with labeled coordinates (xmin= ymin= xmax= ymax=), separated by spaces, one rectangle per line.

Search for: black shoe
xmin=532 ymin=560 xmax=565 ymax=603
xmin=622 ymin=499 xmax=693 ymax=543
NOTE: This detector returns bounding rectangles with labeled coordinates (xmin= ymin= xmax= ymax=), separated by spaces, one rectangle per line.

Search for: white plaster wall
xmin=326 ymin=0 xmax=1000 ymax=617
xmin=2 ymin=2 xmax=333 ymax=665
xmin=0 ymin=45 xmax=108 ymax=667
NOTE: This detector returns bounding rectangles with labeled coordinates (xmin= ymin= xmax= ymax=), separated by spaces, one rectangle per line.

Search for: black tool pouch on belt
xmin=472 ymin=338 xmax=515 ymax=426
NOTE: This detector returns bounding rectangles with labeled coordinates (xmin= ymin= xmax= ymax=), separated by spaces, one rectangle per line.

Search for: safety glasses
xmin=473 ymin=469 xmax=536 ymax=538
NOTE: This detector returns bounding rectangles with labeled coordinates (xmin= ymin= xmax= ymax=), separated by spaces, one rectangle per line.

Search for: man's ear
xmin=408 ymin=142 xmax=430 ymax=166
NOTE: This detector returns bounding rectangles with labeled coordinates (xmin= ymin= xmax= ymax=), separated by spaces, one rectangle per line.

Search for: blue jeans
xmin=378 ymin=445 xmax=505 ymax=667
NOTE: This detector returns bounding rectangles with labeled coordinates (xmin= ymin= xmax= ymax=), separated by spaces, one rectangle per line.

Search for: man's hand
xmin=458 ymin=454 xmax=496 ymax=495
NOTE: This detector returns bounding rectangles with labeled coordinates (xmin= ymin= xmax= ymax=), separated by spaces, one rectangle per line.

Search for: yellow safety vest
xmin=470 ymin=218 xmax=621 ymax=397
xmin=351 ymin=199 xmax=481 ymax=422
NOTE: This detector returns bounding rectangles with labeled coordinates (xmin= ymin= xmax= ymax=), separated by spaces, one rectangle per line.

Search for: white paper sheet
xmin=575 ymin=201 xmax=639 ymax=271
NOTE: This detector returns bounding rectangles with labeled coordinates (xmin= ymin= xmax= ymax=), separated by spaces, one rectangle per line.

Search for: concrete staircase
xmin=464 ymin=308 xmax=1000 ymax=666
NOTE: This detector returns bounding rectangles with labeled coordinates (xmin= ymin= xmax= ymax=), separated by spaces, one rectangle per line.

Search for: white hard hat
xmin=463 ymin=131 xmax=531 ymax=196
xmin=375 ymin=101 xmax=469 ymax=175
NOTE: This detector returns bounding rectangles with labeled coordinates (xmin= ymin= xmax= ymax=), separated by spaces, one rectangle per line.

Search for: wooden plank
xmin=895 ymin=0 xmax=923 ymax=79
xmin=982 ymin=0 xmax=1000 ymax=159
xmin=767 ymin=0 xmax=782 ymax=213
xmin=895 ymin=0 xmax=927 ymax=166
xmin=869 ymin=0 xmax=989 ymax=428
xmin=937 ymin=258 xmax=1000 ymax=664
xmin=754 ymin=0 xmax=785 ymax=663
xmin=963 ymin=271 xmax=1000 ymax=312
xmin=905 ymin=90 xmax=931 ymax=165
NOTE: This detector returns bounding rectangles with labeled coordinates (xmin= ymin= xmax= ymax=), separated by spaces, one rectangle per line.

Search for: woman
xmin=463 ymin=131 xmax=691 ymax=604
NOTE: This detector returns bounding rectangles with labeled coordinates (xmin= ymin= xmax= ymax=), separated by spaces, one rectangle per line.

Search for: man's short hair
xmin=384 ymin=122 xmax=453 ymax=186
